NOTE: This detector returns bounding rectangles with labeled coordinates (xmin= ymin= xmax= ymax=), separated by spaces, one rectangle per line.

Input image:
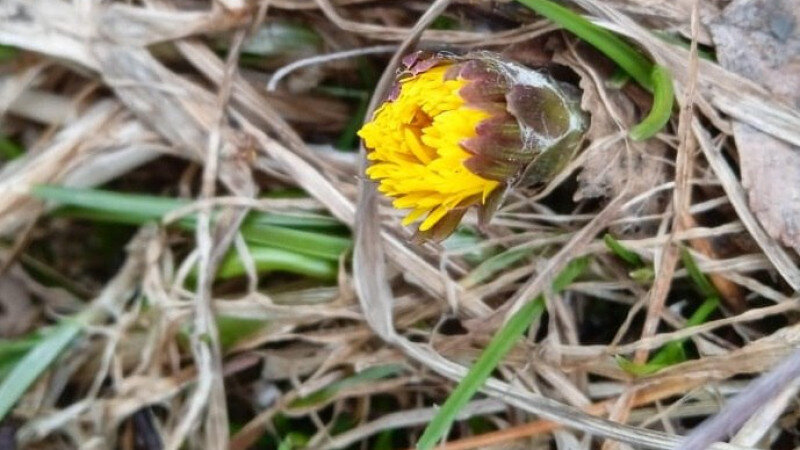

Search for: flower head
xmin=358 ymin=52 xmax=586 ymax=240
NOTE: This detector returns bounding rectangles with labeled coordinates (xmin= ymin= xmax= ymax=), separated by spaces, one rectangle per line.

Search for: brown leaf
xmin=0 ymin=273 xmax=37 ymax=338
xmin=709 ymin=0 xmax=800 ymax=249
xmin=564 ymin=54 xmax=668 ymax=235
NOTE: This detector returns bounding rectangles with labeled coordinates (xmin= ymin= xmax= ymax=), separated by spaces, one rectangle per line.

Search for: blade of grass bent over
xmin=514 ymin=0 xmax=674 ymax=140
xmin=515 ymin=0 xmax=652 ymax=89
xmin=629 ymin=66 xmax=674 ymax=140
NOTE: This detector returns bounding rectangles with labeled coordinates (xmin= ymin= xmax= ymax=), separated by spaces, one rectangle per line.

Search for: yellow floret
xmin=358 ymin=65 xmax=499 ymax=232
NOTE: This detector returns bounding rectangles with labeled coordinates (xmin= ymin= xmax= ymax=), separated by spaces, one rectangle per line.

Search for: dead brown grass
xmin=1 ymin=0 xmax=800 ymax=449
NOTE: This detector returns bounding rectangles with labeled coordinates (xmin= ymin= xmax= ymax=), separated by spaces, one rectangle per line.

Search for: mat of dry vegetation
xmin=2 ymin=0 xmax=800 ymax=449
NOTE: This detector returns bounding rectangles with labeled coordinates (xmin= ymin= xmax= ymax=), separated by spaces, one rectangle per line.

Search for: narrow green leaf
xmin=216 ymin=316 xmax=269 ymax=350
xmin=0 ymin=335 xmax=42 ymax=362
xmin=551 ymin=256 xmax=590 ymax=291
xmin=615 ymin=355 xmax=664 ymax=376
xmin=461 ymin=247 xmax=534 ymax=288
xmin=629 ymin=267 xmax=655 ymax=283
xmin=0 ymin=319 xmax=82 ymax=420
xmin=239 ymin=223 xmax=350 ymax=261
xmin=33 ymin=185 xmax=342 ymax=230
xmin=654 ymin=31 xmax=717 ymax=61
xmin=417 ymin=258 xmax=588 ymax=450
xmin=605 ymin=67 xmax=631 ymax=89
xmin=680 ymin=246 xmax=719 ymax=299
xmin=514 ymin=0 xmax=653 ymax=89
xmin=277 ymin=432 xmax=310 ymax=450
xmin=629 ymin=65 xmax=675 ymax=140
xmin=240 ymin=22 xmax=321 ymax=57
xmin=443 ymin=230 xmax=500 ymax=265
xmin=0 ymin=45 xmax=17 ymax=62
xmin=431 ymin=16 xmax=459 ymax=30
xmin=513 ymin=0 xmax=675 ymax=141
xmin=0 ymin=334 xmax=42 ymax=380
xmin=603 ymin=233 xmax=643 ymax=267
xmin=34 ymin=185 xmax=183 ymax=221
xmin=336 ymin=94 xmax=369 ymax=150
xmin=417 ymin=298 xmax=546 ymax=449
xmin=617 ymin=296 xmax=719 ymax=376
xmin=216 ymin=246 xmax=338 ymax=281
xmin=647 ymin=341 xmax=686 ymax=368
xmin=289 ymin=365 xmax=405 ymax=409
xmin=374 ymin=430 xmax=395 ymax=450
xmin=315 ymin=86 xmax=370 ymax=99
xmin=685 ymin=296 xmax=719 ymax=328
xmin=0 ymin=136 xmax=24 ymax=160
xmin=32 ymin=185 xmax=352 ymax=261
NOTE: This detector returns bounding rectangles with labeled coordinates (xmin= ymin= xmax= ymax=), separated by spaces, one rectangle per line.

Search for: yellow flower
xmin=359 ymin=52 xmax=587 ymax=240
xmin=358 ymin=65 xmax=500 ymax=234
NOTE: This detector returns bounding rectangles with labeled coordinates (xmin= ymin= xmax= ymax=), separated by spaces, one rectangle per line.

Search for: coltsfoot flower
xmin=358 ymin=51 xmax=586 ymax=240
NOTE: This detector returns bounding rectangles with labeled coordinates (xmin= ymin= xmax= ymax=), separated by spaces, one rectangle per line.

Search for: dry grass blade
xmin=352 ymin=0 xmax=454 ymax=342
xmin=1 ymin=0 xmax=800 ymax=448
xmin=681 ymin=348 xmax=800 ymax=449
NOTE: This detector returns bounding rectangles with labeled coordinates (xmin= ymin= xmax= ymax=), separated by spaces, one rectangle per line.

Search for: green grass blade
xmin=644 ymin=340 xmax=686 ymax=369
xmin=416 ymin=297 xmax=546 ymax=450
xmin=629 ymin=65 xmax=674 ymax=140
xmin=417 ymin=257 xmax=588 ymax=449
xmin=374 ymin=430 xmax=395 ymax=450
xmin=618 ymin=296 xmax=719 ymax=376
xmin=0 ymin=319 xmax=82 ymax=421
xmin=606 ymin=67 xmax=632 ymax=89
xmin=34 ymin=185 xmax=181 ymax=223
xmin=216 ymin=246 xmax=338 ymax=280
xmin=33 ymin=185 xmax=342 ymax=230
xmin=551 ymin=256 xmax=590 ymax=291
xmin=514 ymin=0 xmax=653 ymax=89
xmin=336 ymin=94 xmax=369 ymax=150
xmin=241 ymin=22 xmax=321 ymax=57
xmin=0 ymin=136 xmax=24 ymax=160
xmin=684 ymin=296 xmax=719 ymax=328
xmin=276 ymin=432 xmax=310 ymax=450
xmin=629 ymin=267 xmax=655 ymax=283
xmin=0 ymin=45 xmax=17 ymax=62
xmin=654 ymin=31 xmax=716 ymax=61
xmin=0 ymin=334 xmax=43 ymax=380
xmin=461 ymin=247 xmax=534 ymax=288
xmin=33 ymin=185 xmax=352 ymax=261
xmin=238 ymin=223 xmax=351 ymax=261
xmin=513 ymin=0 xmax=675 ymax=140
xmin=680 ymin=246 xmax=719 ymax=299
xmin=603 ymin=234 xmax=643 ymax=267
xmin=216 ymin=316 xmax=270 ymax=350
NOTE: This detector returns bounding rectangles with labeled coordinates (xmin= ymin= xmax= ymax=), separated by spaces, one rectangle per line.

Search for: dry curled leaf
xmin=709 ymin=0 xmax=800 ymax=250
xmin=566 ymin=54 xmax=668 ymax=235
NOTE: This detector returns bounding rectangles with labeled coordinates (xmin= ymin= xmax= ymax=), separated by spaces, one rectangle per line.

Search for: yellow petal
xmin=402 ymin=207 xmax=429 ymax=226
xmin=358 ymin=62 xmax=498 ymax=236
xmin=419 ymin=205 xmax=450 ymax=231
